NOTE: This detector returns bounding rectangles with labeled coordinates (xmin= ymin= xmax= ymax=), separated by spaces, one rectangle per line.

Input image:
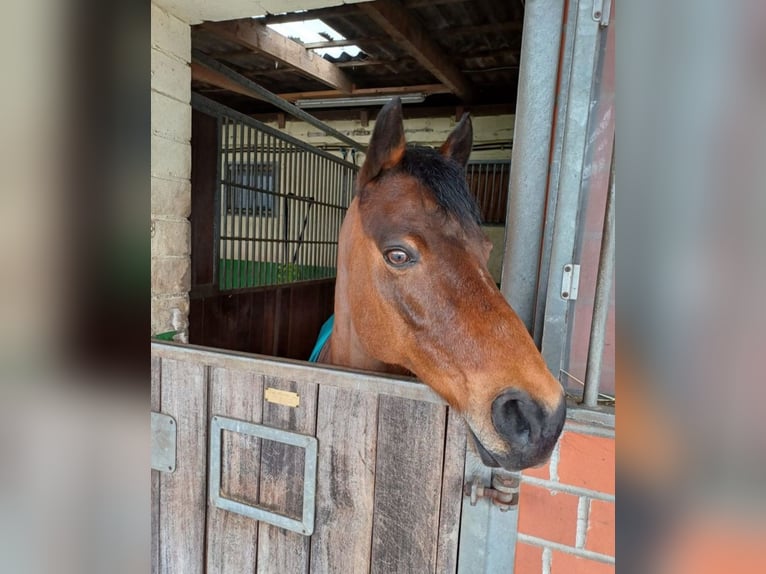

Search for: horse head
xmin=324 ymin=97 xmax=566 ymax=471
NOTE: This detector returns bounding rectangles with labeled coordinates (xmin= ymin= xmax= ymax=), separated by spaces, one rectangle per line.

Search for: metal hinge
xmin=592 ymin=0 xmax=612 ymax=27
xmin=561 ymin=263 xmax=581 ymax=301
xmin=463 ymin=473 xmax=520 ymax=512
xmin=151 ymin=412 xmax=177 ymax=473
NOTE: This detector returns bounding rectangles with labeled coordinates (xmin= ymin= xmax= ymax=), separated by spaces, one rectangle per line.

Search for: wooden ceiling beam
xmin=334 ymin=58 xmax=406 ymax=68
xmin=245 ymin=102 xmax=516 ymax=123
xmin=276 ymin=83 xmax=451 ymax=102
xmin=191 ymin=62 xmax=269 ymax=102
xmin=204 ymin=35 xmax=520 ymax=64
xmin=301 ymin=36 xmax=388 ymax=50
xmin=192 ymin=63 xmax=449 ymax=104
xmin=201 ymin=20 xmax=354 ymax=94
xmin=359 ymin=0 xmax=474 ymax=101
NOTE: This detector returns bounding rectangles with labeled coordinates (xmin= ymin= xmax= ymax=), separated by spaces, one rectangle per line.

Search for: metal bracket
xmin=464 ymin=473 xmax=520 ymax=512
xmin=592 ymin=0 xmax=611 ymax=27
xmin=561 ymin=263 xmax=581 ymax=300
xmin=151 ymin=412 xmax=177 ymax=473
xmin=209 ymin=415 xmax=318 ymax=536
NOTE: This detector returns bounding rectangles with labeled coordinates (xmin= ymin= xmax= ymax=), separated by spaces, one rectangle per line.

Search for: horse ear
xmin=440 ymin=112 xmax=473 ymax=167
xmin=357 ymin=97 xmax=406 ymax=190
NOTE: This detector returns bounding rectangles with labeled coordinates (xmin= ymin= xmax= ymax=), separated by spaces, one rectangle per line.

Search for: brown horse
xmin=317 ymin=97 xmax=565 ymax=471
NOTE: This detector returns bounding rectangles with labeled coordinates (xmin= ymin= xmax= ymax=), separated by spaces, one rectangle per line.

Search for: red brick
xmin=586 ymin=499 xmax=615 ymax=556
xmin=557 ymin=432 xmax=615 ymax=494
xmin=551 ymin=551 xmax=614 ymax=574
xmin=517 ymin=483 xmax=579 ymax=546
xmin=513 ymin=542 xmax=543 ymax=574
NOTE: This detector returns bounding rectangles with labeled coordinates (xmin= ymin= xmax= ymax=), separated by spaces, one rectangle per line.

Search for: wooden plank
xmin=190 ymin=109 xmax=218 ymax=288
xmin=256 ymin=290 xmax=276 ymax=356
xmin=151 ymin=356 xmax=161 ymax=574
xmin=310 ymin=387 xmax=378 ymax=573
xmin=191 ymin=282 xmax=337 ymax=358
xmin=435 ymin=409 xmax=468 ymax=574
xmin=234 ymin=291 xmax=255 ymax=351
xmin=272 ymin=287 xmax=290 ymax=357
xmin=256 ymin=376 xmax=318 ymax=574
xmin=202 ymin=20 xmax=353 ymax=93
xmin=370 ymin=396 xmax=447 ymax=573
xmin=359 ymin=0 xmax=474 ymax=101
xmin=159 ymin=359 xmax=208 ymax=574
xmin=285 ymin=280 xmax=335 ymax=360
xmin=151 ymin=341 xmax=444 ymax=405
xmin=187 ymin=297 xmax=204 ymax=345
xmin=206 ymin=367 xmax=264 ymax=574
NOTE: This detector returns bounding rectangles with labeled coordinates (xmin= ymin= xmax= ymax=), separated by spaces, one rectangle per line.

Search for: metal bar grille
xmin=465 ymin=160 xmax=511 ymax=224
xmin=192 ymin=94 xmax=358 ymax=290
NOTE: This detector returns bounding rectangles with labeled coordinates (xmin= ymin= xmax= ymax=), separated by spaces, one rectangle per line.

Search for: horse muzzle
xmin=470 ymin=389 xmax=566 ymax=471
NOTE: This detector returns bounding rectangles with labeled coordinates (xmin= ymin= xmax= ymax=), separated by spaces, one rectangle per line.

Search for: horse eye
xmin=384 ymin=248 xmax=412 ymax=266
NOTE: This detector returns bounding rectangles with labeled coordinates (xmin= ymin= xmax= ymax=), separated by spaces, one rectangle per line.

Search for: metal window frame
xmin=224 ymin=161 xmax=280 ymax=218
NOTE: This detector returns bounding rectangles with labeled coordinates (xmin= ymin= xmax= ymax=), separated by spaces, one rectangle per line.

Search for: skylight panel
xmin=267 ymin=19 xmax=361 ymax=59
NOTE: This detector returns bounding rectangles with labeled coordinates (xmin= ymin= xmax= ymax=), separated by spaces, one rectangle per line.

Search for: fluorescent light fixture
xmin=295 ymin=94 xmax=426 ymax=109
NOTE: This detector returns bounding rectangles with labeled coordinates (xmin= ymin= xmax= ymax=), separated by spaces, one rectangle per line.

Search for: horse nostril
xmin=491 ymin=389 xmax=545 ymax=448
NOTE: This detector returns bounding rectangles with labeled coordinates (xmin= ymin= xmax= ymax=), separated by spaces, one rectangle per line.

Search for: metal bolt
xmin=594 ymin=11 xmax=601 ymax=19
xmin=562 ymin=291 xmax=569 ymax=298
xmin=564 ymin=264 xmax=572 ymax=272
xmin=464 ymin=475 xmax=520 ymax=511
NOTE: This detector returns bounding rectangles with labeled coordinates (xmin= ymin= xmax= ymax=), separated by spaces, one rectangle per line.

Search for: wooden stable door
xmin=151 ymin=342 xmax=491 ymax=574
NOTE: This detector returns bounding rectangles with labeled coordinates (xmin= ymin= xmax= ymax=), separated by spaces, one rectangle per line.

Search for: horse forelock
xmin=398 ymin=145 xmax=482 ymax=229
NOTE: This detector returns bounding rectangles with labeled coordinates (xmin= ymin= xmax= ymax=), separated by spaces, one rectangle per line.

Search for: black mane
xmin=400 ymin=145 xmax=482 ymax=227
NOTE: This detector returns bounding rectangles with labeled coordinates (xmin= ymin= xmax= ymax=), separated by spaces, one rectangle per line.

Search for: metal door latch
xmin=592 ymin=0 xmax=612 ymax=27
xmin=561 ymin=263 xmax=581 ymax=301
xmin=464 ymin=474 xmax=520 ymax=512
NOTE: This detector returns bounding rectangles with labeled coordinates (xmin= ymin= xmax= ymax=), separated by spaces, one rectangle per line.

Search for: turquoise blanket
xmin=309 ymin=315 xmax=334 ymax=362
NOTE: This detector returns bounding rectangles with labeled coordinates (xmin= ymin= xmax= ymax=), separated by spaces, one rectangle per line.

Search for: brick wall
xmin=514 ymin=420 xmax=615 ymax=573
xmin=151 ymin=3 xmax=192 ymax=339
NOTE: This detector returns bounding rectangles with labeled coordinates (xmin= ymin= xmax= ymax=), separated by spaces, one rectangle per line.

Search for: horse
xmin=315 ymin=97 xmax=565 ymax=471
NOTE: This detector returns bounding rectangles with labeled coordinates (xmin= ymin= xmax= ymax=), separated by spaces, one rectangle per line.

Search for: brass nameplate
xmin=265 ymin=387 xmax=300 ymax=408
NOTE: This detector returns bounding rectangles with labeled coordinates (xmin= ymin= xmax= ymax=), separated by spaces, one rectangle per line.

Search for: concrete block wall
xmin=151 ymin=3 xmax=192 ymax=339
xmin=514 ymin=420 xmax=615 ymax=573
